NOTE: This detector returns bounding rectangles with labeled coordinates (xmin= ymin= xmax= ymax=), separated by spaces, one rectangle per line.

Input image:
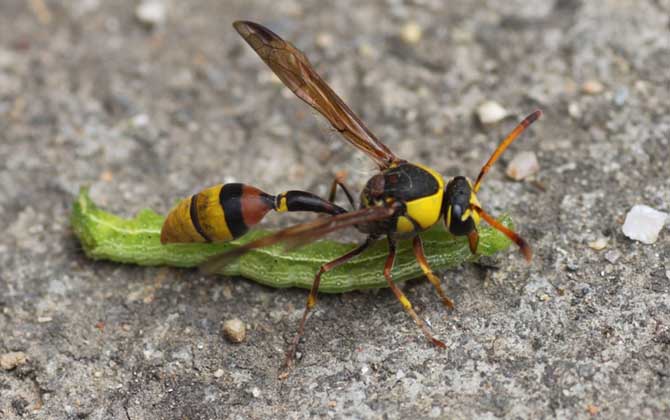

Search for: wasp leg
xmin=280 ymin=235 xmax=377 ymax=377
xmin=467 ymin=229 xmax=479 ymax=255
xmin=412 ymin=236 xmax=454 ymax=309
xmin=327 ymin=170 xmax=355 ymax=210
xmin=383 ymin=238 xmax=447 ymax=349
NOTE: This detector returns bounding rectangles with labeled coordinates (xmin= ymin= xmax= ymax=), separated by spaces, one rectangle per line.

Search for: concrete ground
xmin=1 ymin=0 xmax=668 ymax=418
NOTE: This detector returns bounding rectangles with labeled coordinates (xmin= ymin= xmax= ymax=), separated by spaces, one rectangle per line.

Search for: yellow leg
xmin=384 ymin=238 xmax=446 ymax=349
xmin=412 ymin=236 xmax=454 ymax=309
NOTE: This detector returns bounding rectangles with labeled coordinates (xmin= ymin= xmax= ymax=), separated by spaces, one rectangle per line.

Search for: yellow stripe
xmin=196 ymin=185 xmax=234 ymax=241
xmin=276 ymin=194 xmax=288 ymax=213
xmin=396 ymin=216 xmax=415 ymax=233
xmin=161 ymin=196 xmax=207 ymax=243
xmin=469 ymin=189 xmax=482 ymax=226
xmin=446 ymin=205 xmax=452 ymax=229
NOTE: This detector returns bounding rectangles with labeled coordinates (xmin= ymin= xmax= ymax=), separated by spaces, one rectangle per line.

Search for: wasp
xmin=161 ymin=21 xmax=541 ymax=371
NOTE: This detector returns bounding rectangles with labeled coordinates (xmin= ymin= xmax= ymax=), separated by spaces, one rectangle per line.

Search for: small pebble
xmin=135 ymin=0 xmax=166 ymax=27
xmin=213 ymin=368 xmax=224 ymax=378
xmin=568 ymin=102 xmax=581 ymax=119
xmin=566 ymin=261 xmax=579 ymax=272
xmin=505 ymin=151 xmax=540 ymax=180
xmin=582 ymin=80 xmax=604 ymax=95
xmin=131 ymin=113 xmax=149 ymax=127
xmin=222 ymin=285 xmax=233 ymax=300
xmin=476 ymin=101 xmax=508 ymax=125
xmin=622 ymin=205 xmax=668 ymax=244
xmin=0 ymin=352 xmax=28 ymax=370
xmin=400 ymin=21 xmax=423 ymax=44
xmin=586 ymin=404 xmax=600 ymax=416
xmin=604 ymin=250 xmax=621 ymax=264
xmin=222 ymin=318 xmax=246 ymax=343
xmin=588 ymin=237 xmax=608 ymax=250
xmin=29 ymin=0 xmax=52 ymax=25
xmin=316 ymin=32 xmax=334 ymax=49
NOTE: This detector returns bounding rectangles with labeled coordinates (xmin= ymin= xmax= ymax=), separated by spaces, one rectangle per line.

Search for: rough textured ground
xmin=1 ymin=0 xmax=669 ymax=419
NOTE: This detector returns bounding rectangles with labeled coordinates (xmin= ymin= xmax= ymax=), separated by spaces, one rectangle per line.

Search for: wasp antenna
xmin=473 ymin=205 xmax=532 ymax=262
xmin=473 ymin=109 xmax=542 ymax=193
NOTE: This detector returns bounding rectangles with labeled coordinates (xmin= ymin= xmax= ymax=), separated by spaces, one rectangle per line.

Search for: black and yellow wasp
xmin=161 ymin=21 xmax=541 ymax=371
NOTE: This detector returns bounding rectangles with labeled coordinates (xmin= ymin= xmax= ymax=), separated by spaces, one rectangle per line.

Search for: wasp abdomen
xmin=161 ymin=183 xmax=275 ymax=244
xmin=161 ymin=184 xmax=347 ymax=244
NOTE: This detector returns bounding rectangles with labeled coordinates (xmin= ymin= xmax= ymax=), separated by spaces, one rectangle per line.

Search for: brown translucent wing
xmin=234 ymin=20 xmax=400 ymax=169
xmin=200 ymin=205 xmax=395 ymax=274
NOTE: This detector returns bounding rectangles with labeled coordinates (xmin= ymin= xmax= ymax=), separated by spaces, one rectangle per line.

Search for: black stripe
xmin=189 ymin=194 xmax=211 ymax=242
xmin=220 ymin=183 xmax=247 ymax=239
xmin=260 ymin=192 xmax=276 ymax=210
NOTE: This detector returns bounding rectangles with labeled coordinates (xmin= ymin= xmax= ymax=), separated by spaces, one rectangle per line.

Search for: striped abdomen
xmin=161 ymin=183 xmax=274 ymax=244
xmin=160 ymin=183 xmax=347 ymax=244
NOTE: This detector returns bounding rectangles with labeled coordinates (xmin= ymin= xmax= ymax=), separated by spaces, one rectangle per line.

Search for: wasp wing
xmin=234 ymin=20 xmax=400 ymax=169
xmin=200 ymin=205 xmax=395 ymax=274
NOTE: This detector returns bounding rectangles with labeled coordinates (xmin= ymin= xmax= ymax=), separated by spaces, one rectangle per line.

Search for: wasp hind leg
xmin=383 ymin=238 xmax=446 ymax=349
xmin=280 ymin=235 xmax=377 ymax=378
xmin=412 ymin=235 xmax=455 ymax=309
xmin=327 ymin=170 xmax=355 ymax=210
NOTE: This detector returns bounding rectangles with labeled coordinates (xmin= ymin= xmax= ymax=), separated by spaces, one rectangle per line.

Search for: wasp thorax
xmin=444 ymin=176 xmax=475 ymax=236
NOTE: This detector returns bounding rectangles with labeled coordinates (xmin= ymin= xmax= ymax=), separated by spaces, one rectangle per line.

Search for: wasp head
xmin=443 ymin=176 xmax=481 ymax=236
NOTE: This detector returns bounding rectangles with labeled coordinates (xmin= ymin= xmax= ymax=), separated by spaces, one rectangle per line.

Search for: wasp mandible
xmin=161 ymin=21 xmax=541 ymax=371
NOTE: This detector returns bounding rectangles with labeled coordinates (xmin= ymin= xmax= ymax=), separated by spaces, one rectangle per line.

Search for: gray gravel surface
xmin=1 ymin=0 xmax=669 ymax=419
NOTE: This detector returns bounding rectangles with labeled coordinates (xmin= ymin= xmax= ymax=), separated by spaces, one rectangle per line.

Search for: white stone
xmin=477 ymin=101 xmax=508 ymax=125
xmin=136 ymin=1 xmax=166 ymax=26
xmin=588 ymin=237 xmax=608 ymax=250
xmin=622 ymin=205 xmax=668 ymax=244
xmin=316 ymin=32 xmax=334 ymax=49
xmin=568 ymin=102 xmax=581 ymax=119
xmin=505 ymin=151 xmax=540 ymax=180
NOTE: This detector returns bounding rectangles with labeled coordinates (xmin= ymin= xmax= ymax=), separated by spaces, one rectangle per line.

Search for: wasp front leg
xmin=412 ymin=235 xmax=454 ymax=309
xmin=383 ymin=238 xmax=447 ymax=349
